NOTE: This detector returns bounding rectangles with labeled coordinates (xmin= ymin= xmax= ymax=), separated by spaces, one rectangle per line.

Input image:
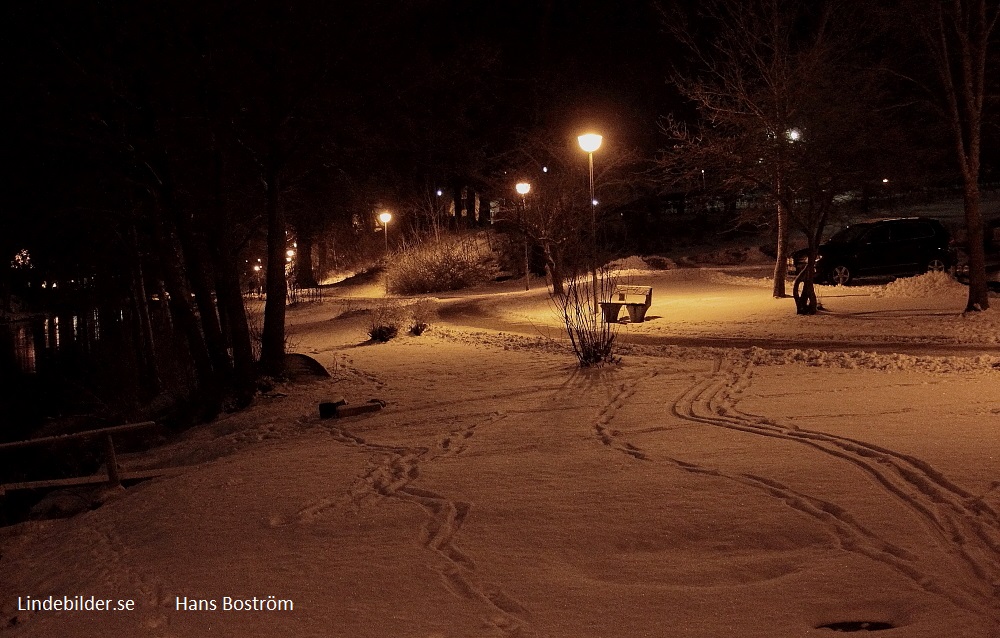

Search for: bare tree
xmin=880 ymin=0 xmax=998 ymax=311
xmin=659 ymin=0 xmax=906 ymax=312
xmin=660 ymin=0 xmax=887 ymax=305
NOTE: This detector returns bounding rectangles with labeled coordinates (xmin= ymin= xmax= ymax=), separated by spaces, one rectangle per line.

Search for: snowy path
xmin=427 ymin=267 xmax=1000 ymax=359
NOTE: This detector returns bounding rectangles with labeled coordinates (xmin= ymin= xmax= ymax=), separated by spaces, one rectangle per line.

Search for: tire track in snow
xmin=671 ymin=353 xmax=1000 ymax=624
xmin=274 ymin=415 xmax=532 ymax=637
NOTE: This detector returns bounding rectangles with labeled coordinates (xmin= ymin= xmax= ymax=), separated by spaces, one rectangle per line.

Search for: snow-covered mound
xmin=874 ymin=271 xmax=967 ymax=298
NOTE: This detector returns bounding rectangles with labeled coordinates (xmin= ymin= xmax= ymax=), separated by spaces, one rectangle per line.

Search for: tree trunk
xmin=294 ymin=230 xmax=318 ymax=289
xmin=317 ymin=235 xmax=332 ymax=279
xmin=478 ymin=188 xmax=491 ymax=225
xmin=152 ymin=201 xmax=221 ymax=419
xmin=452 ymin=183 xmax=464 ymax=229
xmin=208 ymin=149 xmax=257 ymax=406
xmin=213 ymin=251 xmax=256 ymax=406
xmin=772 ymin=198 xmax=789 ymax=298
xmin=792 ymin=268 xmax=817 ymax=315
xmin=542 ymin=241 xmax=564 ymax=295
xmin=128 ymin=223 xmax=160 ymax=397
xmin=260 ymin=150 xmax=287 ymax=378
xmin=173 ymin=205 xmax=232 ymax=381
xmin=961 ymin=181 xmax=990 ymax=311
xmin=466 ymin=187 xmax=477 ymax=227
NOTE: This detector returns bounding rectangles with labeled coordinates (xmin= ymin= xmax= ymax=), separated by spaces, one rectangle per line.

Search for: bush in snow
xmin=408 ymin=299 xmax=434 ymax=335
xmin=554 ymin=268 xmax=621 ymax=367
xmin=368 ymin=302 xmax=402 ymax=342
xmin=386 ymin=234 xmax=498 ymax=295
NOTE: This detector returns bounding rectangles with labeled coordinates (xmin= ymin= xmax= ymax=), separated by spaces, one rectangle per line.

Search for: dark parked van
xmin=788 ymin=217 xmax=952 ymax=285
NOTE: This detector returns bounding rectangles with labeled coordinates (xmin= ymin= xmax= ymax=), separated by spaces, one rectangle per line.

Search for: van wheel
xmin=829 ymin=264 xmax=852 ymax=285
xmin=925 ymin=258 xmax=947 ymax=273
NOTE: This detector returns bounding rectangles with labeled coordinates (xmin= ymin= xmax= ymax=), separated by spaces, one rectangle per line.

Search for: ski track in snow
xmin=588 ymin=354 xmax=1000 ymax=627
xmin=271 ymin=413 xmax=533 ymax=638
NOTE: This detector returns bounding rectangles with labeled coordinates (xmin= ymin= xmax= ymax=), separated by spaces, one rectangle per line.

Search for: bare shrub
xmin=642 ymin=255 xmax=676 ymax=270
xmin=408 ymin=299 xmax=434 ymax=335
xmin=554 ymin=268 xmax=621 ymax=367
xmin=368 ymin=301 xmax=403 ymax=343
xmin=386 ymin=233 xmax=498 ymax=295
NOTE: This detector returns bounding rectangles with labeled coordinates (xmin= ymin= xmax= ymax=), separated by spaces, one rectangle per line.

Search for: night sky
xmin=3 ymin=0 xmax=996 ymax=259
xmin=0 ymin=0 xmax=689 ymax=263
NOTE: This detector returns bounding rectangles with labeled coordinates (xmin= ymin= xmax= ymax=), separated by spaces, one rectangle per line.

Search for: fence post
xmin=104 ymin=435 xmax=121 ymax=486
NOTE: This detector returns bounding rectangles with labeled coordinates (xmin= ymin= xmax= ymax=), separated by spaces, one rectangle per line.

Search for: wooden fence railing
xmin=0 ymin=422 xmax=183 ymax=496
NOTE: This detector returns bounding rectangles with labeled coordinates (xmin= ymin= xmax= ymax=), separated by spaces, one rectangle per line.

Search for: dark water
xmin=0 ymin=308 xmax=139 ymax=441
xmin=2 ymin=311 xmax=101 ymax=374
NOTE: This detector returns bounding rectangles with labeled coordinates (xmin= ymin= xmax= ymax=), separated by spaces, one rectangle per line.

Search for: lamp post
xmin=378 ymin=211 xmax=392 ymax=255
xmin=378 ymin=211 xmax=392 ymax=294
xmin=578 ymin=132 xmax=603 ymax=312
xmin=516 ymin=182 xmax=531 ymax=291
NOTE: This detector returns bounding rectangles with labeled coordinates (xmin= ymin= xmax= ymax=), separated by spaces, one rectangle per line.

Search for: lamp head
xmin=515 ymin=182 xmax=531 ymax=195
xmin=577 ymin=133 xmax=603 ymax=153
xmin=378 ymin=211 xmax=392 ymax=225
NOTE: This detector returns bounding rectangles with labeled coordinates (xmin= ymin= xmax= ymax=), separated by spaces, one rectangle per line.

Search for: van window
xmin=828 ymin=224 xmax=871 ymax=244
xmin=891 ymin=222 xmax=934 ymax=241
xmin=864 ymin=226 xmax=891 ymax=244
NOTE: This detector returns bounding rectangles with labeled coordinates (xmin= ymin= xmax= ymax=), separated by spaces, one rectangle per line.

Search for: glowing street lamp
xmin=578 ymin=132 xmax=603 ymax=312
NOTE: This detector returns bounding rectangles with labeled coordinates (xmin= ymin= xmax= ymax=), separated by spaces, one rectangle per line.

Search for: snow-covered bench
xmin=600 ymin=285 xmax=652 ymax=323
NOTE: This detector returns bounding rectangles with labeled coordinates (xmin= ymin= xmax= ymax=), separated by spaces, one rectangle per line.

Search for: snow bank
xmin=705 ymin=270 xmax=775 ymax=288
xmin=746 ymin=346 xmax=1000 ymax=373
xmin=873 ymin=271 xmax=967 ymax=298
xmin=606 ymin=255 xmax=655 ymax=271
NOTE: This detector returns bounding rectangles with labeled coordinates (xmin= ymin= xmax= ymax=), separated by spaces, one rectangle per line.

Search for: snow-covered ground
xmin=2 ymin=267 xmax=999 ymax=637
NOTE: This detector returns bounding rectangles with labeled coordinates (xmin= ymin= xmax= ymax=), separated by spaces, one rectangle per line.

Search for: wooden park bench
xmin=600 ymin=285 xmax=653 ymax=323
xmin=0 ymin=421 xmax=182 ymax=497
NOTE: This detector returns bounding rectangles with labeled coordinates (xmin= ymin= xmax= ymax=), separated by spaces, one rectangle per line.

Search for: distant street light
xmin=516 ymin=182 xmax=531 ymax=291
xmin=578 ymin=132 xmax=603 ymax=312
